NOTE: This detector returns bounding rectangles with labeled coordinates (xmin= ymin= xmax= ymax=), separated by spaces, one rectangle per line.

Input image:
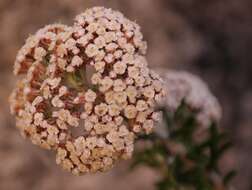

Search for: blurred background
xmin=0 ymin=0 xmax=251 ymax=189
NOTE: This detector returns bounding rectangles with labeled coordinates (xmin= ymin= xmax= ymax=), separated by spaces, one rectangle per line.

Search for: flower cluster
xmin=9 ymin=7 xmax=165 ymax=175
xmin=158 ymin=70 xmax=222 ymax=127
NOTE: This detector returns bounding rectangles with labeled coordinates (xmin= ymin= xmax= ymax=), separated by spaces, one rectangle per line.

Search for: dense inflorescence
xmin=158 ymin=70 xmax=222 ymax=127
xmin=9 ymin=7 xmax=165 ymax=175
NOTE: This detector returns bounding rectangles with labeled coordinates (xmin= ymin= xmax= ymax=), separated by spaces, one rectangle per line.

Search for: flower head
xmin=158 ymin=70 xmax=222 ymax=127
xmin=9 ymin=7 xmax=165 ymax=175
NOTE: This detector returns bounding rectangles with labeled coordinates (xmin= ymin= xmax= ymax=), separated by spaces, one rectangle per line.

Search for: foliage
xmin=132 ymin=101 xmax=236 ymax=190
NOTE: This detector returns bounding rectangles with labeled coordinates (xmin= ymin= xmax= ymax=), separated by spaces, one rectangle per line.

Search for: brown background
xmin=0 ymin=0 xmax=252 ymax=189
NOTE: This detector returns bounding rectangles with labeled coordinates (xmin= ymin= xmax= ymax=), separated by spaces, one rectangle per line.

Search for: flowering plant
xmin=9 ymin=6 xmax=235 ymax=190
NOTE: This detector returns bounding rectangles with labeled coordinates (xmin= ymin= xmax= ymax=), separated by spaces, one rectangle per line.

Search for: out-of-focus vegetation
xmin=132 ymin=102 xmax=236 ymax=190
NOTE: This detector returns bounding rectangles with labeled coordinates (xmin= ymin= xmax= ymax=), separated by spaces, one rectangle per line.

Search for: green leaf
xmin=132 ymin=102 xmax=235 ymax=190
xmin=223 ymin=170 xmax=237 ymax=185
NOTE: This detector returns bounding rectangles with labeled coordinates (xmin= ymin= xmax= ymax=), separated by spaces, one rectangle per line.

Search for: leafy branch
xmin=132 ymin=101 xmax=236 ymax=190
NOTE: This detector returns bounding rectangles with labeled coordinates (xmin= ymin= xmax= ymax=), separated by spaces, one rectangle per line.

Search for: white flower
xmin=113 ymin=61 xmax=127 ymax=75
xmin=94 ymin=61 xmax=105 ymax=72
xmin=47 ymin=77 xmax=61 ymax=89
xmin=143 ymin=120 xmax=154 ymax=134
xmin=158 ymin=70 xmax=222 ymax=127
xmin=67 ymin=115 xmax=79 ymax=127
xmin=104 ymin=32 xmax=117 ymax=43
xmin=100 ymin=77 xmax=113 ymax=92
xmin=126 ymin=86 xmax=137 ymax=102
xmin=58 ymin=58 xmax=67 ymax=70
xmin=59 ymin=86 xmax=68 ymax=97
xmin=113 ymin=79 xmax=126 ymax=92
xmin=85 ymin=90 xmax=97 ymax=102
xmin=94 ymin=50 xmax=105 ymax=61
xmin=136 ymin=111 xmax=148 ymax=123
xmin=136 ymin=100 xmax=148 ymax=111
xmin=143 ymin=86 xmax=155 ymax=99
xmin=34 ymin=112 xmax=44 ymax=126
xmin=106 ymin=43 xmax=118 ymax=52
xmin=133 ymin=125 xmax=141 ymax=133
xmin=128 ymin=66 xmax=139 ymax=79
xmin=114 ymin=116 xmax=123 ymax=125
xmin=124 ymin=43 xmax=135 ymax=54
xmin=86 ymin=23 xmax=99 ymax=33
xmin=106 ymin=130 xmax=119 ymax=143
xmin=56 ymin=44 xmax=67 ymax=57
xmin=71 ymin=55 xmax=83 ymax=67
xmin=114 ymin=91 xmax=127 ymax=104
xmin=96 ymin=26 xmax=106 ymax=35
xmin=118 ymin=125 xmax=129 ymax=136
xmin=52 ymin=96 xmax=64 ymax=108
xmin=108 ymin=104 xmax=121 ymax=116
xmin=95 ymin=103 xmax=108 ymax=116
xmin=84 ymin=102 xmax=93 ymax=114
xmin=34 ymin=47 xmax=46 ymax=61
xmin=105 ymin=90 xmax=115 ymax=104
xmin=114 ymin=50 xmax=123 ymax=59
xmin=124 ymin=105 xmax=137 ymax=119
xmin=84 ymin=120 xmax=94 ymax=131
xmin=32 ymin=96 xmax=43 ymax=106
xmin=85 ymin=44 xmax=99 ymax=57
xmin=104 ymin=53 xmax=114 ymax=63
xmin=91 ymin=73 xmax=102 ymax=85
xmin=94 ymin=36 xmax=106 ymax=49
xmin=77 ymin=36 xmax=90 ymax=47
xmin=134 ymin=76 xmax=145 ymax=87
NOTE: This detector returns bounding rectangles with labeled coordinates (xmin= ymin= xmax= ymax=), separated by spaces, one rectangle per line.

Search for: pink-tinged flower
xmin=9 ymin=7 xmax=165 ymax=175
xmin=158 ymin=70 xmax=222 ymax=127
